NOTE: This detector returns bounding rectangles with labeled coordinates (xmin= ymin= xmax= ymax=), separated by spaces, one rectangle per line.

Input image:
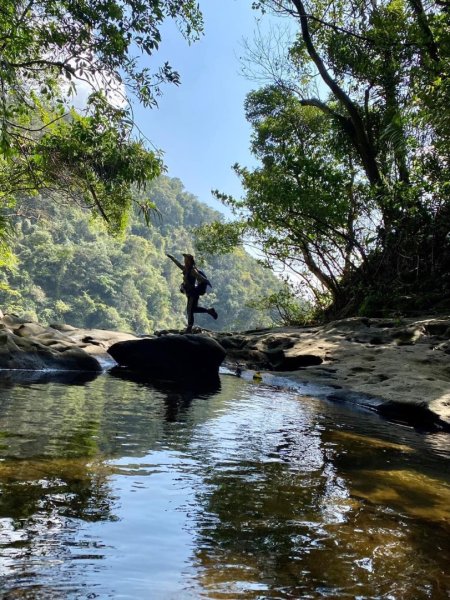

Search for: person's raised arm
xmin=166 ymin=253 xmax=183 ymax=270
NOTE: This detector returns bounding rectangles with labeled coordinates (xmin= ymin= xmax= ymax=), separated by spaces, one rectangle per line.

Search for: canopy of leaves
xmin=0 ymin=0 xmax=203 ymax=233
xmin=205 ymin=0 xmax=450 ymax=317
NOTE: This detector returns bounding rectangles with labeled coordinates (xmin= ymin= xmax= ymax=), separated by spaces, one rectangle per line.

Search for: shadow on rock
xmin=326 ymin=390 xmax=450 ymax=433
xmin=107 ymin=334 xmax=226 ymax=382
xmin=377 ymin=401 xmax=450 ymax=433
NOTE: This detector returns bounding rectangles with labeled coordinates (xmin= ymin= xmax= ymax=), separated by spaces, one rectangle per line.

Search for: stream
xmin=0 ymin=370 xmax=448 ymax=599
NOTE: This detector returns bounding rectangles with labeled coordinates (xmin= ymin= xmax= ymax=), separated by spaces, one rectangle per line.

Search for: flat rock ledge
xmin=2 ymin=311 xmax=449 ymax=430
xmin=0 ymin=313 xmax=137 ymax=372
xmin=207 ymin=315 xmax=450 ymax=430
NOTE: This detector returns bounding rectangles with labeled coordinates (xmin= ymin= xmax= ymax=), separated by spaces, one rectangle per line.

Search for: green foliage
xmin=195 ymin=221 xmax=247 ymax=255
xmin=214 ymin=0 xmax=450 ymax=316
xmin=209 ymin=87 xmax=370 ymax=303
xmin=247 ymin=285 xmax=314 ymax=326
xmin=0 ymin=0 xmax=203 ymax=234
xmin=0 ymin=176 xmax=283 ymax=332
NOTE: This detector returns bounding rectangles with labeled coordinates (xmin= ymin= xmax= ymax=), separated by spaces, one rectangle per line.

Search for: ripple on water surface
xmin=0 ymin=372 xmax=448 ymax=599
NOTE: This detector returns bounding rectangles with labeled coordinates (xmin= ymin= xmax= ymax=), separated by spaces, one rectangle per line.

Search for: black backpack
xmin=195 ymin=269 xmax=211 ymax=296
xmin=179 ymin=269 xmax=212 ymax=296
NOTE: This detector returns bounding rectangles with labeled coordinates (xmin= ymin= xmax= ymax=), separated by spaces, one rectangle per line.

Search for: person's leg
xmin=187 ymin=295 xmax=218 ymax=331
xmin=193 ymin=303 xmax=217 ymax=320
xmin=186 ymin=294 xmax=196 ymax=332
xmin=193 ymin=304 xmax=208 ymax=314
xmin=208 ymin=307 xmax=218 ymax=320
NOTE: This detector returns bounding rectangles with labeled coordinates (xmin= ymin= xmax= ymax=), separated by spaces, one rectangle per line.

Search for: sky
xmin=132 ymin=1 xmax=268 ymax=215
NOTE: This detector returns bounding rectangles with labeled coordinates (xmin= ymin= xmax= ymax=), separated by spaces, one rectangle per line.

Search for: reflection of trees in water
xmin=192 ymin=454 xmax=339 ymax=594
xmin=190 ymin=400 xmax=450 ymax=599
xmin=0 ymin=372 xmax=250 ymax=596
xmin=0 ymin=459 xmax=116 ymax=523
xmin=0 ymin=372 xmax=227 ymax=595
xmin=0 ymin=372 xmax=221 ymax=461
xmin=1 ymin=372 xmax=447 ymax=597
xmin=0 ymin=457 xmax=116 ymax=595
xmin=0 ymin=371 xmax=227 ymax=526
xmin=186 ymin=391 xmax=334 ymax=595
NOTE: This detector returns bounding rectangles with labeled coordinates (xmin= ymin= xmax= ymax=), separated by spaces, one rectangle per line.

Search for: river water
xmin=0 ymin=369 xmax=448 ymax=599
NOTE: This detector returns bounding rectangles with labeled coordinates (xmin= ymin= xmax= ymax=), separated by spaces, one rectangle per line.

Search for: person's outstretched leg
xmin=207 ymin=308 xmax=218 ymax=320
xmin=187 ymin=295 xmax=218 ymax=330
xmin=193 ymin=304 xmax=217 ymax=320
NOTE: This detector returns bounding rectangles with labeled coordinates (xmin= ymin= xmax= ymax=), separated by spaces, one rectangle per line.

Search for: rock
xmin=107 ymin=334 xmax=226 ymax=381
xmin=15 ymin=323 xmax=51 ymax=337
xmin=217 ymin=335 xmax=247 ymax=350
xmin=423 ymin=320 xmax=450 ymax=337
xmin=209 ymin=315 xmax=450 ymax=426
xmin=269 ymin=352 xmax=323 ymax=371
xmin=0 ymin=329 xmax=101 ymax=371
xmin=377 ymin=401 xmax=450 ymax=433
xmin=2 ymin=314 xmax=30 ymax=329
xmin=0 ymin=314 xmax=141 ymax=369
xmin=393 ymin=326 xmax=426 ymax=345
xmin=49 ymin=322 xmax=77 ymax=332
xmin=67 ymin=327 xmax=138 ymax=349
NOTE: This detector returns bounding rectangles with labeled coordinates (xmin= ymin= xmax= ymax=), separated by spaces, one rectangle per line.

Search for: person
xmin=166 ymin=252 xmax=218 ymax=333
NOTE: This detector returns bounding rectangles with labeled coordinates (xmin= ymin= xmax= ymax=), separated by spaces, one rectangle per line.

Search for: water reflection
xmin=189 ymin=389 xmax=450 ymax=598
xmin=109 ymin=366 xmax=221 ymax=422
xmin=0 ymin=373 xmax=447 ymax=598
xmin=0 ymin=368 xmax=99 ymax=387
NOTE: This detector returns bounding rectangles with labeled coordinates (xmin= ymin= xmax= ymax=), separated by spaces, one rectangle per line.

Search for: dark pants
xmin=187 ymin=292 xmax=208 ymax=329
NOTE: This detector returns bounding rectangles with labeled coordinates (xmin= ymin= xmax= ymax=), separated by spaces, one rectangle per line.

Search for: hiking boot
xmin=209 ymin=308 xmax=218 ymax=320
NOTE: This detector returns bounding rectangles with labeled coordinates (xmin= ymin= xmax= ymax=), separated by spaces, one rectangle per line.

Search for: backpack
xmin=195 ymin=269 xmax=211 ymax=296
xmin=179 ymin=269 xmax=212 ymax=296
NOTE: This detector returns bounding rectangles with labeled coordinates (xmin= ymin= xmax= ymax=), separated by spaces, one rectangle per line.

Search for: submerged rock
xmin=108 ymin=334 xmax=226 ymax=382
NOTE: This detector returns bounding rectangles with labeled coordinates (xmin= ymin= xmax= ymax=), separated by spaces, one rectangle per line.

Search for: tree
xmin=0 ymin=1 xmax=203 ymax=233
xmin=205 ymin=86 xmax=372 ymax=307
xmin=204 ymin=0 xmax=450 ymax=316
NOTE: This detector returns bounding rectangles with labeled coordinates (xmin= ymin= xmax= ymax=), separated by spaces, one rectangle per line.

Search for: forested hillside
xmin=0 ymin=177 xmax=283 ymax=333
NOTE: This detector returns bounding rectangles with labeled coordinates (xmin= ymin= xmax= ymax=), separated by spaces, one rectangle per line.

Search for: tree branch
xmin=87 ymin=183 xmax=110 ymax=224
xmin=290 ymin=0 xmax=383 ymax=188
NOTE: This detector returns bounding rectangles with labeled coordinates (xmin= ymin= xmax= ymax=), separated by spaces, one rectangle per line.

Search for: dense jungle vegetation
xmin=0 ymin=176 xmax=287 ymax=332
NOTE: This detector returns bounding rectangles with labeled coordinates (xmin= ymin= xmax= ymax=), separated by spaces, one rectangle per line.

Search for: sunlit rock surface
xmin=210 ymin=315 xmax=450 ymax=428
xmin=0 ymin=314 xmax=102 ymax=371
xmin=0 ymin=314 xmax=140 ymax=371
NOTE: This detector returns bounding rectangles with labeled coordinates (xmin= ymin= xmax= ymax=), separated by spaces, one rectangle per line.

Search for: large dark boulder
xmin=107 ymin=334 xmax=226 ymax=382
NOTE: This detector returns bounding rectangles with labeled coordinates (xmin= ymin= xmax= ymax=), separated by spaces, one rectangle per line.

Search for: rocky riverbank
xmin=0 ymin=311 xmax=449 ymax=430
xmin=0 ymin=313 xmax=136 ymax=371
xmin=210 ymin=315 xmax=450 ymax=430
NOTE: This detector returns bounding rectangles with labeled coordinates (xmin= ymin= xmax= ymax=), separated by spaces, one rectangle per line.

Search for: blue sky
xmin=132 ymin=1 xmax=265 ymax=215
